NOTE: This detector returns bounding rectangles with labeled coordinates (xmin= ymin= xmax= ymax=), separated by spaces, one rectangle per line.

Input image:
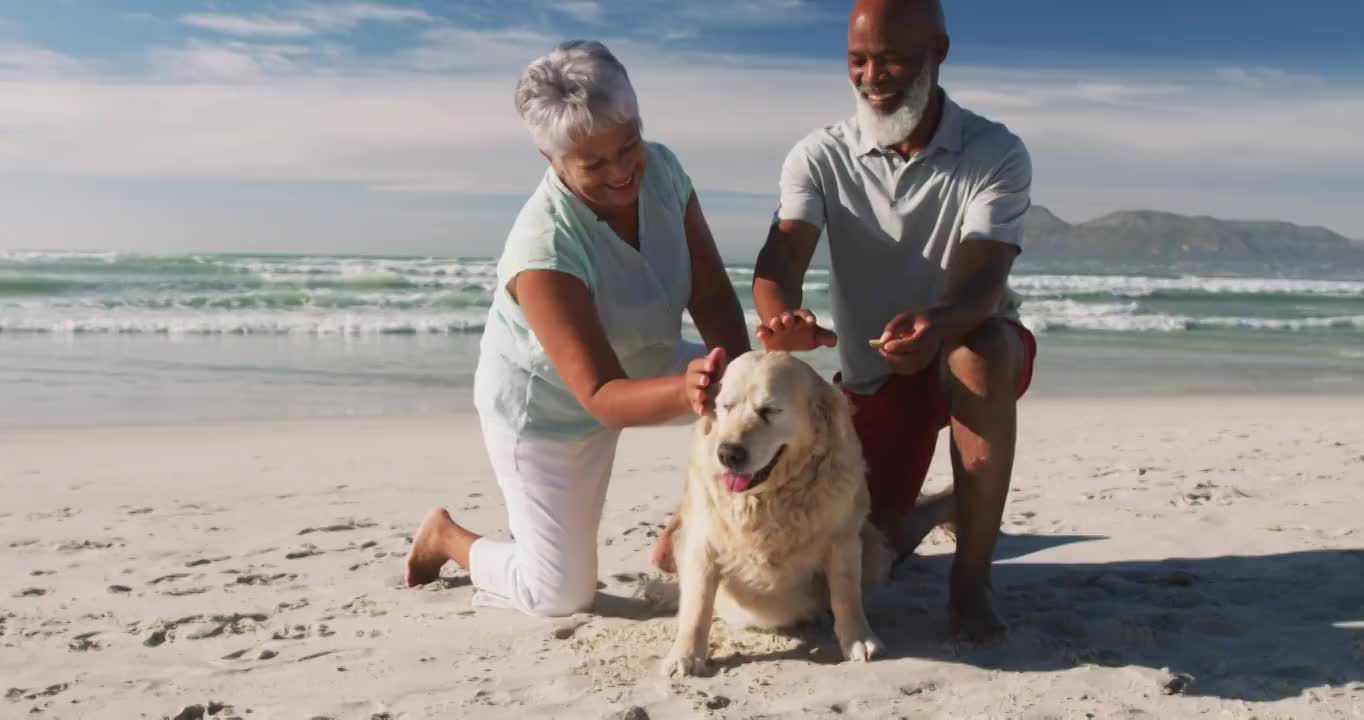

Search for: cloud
xmin=151 ymin=41 xmax=313 ymax=81
xmin=290 ymin=3 xmax=435 ymax=30
xmin=179 ymin=3 xmax=433 ymax=38
xmin=396 ymin=27 xmax=555 ymax=71
xmin=1 ymin=27 xmax=1362 ymax=249
xmin=1216 ymin=66 xmax=1324 ymax=89
xmin=179 ymin=13 xmax=314 ymax=38
xmin=550 ymin=1 xmax=606 ymax=24
xmin=668 ymin=0 xmax=832 ymax=27
xmin=0 ymin=45 xmax=84 ymax=75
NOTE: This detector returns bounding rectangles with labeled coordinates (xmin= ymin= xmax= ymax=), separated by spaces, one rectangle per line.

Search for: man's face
xmin=847 ymin=12 xmax=935 ymax=114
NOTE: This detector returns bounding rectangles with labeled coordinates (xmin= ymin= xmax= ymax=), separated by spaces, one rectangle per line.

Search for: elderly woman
xmin=405 ymin=40 xmax=750 ymax=617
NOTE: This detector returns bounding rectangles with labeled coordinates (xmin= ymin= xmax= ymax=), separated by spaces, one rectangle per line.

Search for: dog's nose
xmin=717 ymin=443 xmax=748 ymax=470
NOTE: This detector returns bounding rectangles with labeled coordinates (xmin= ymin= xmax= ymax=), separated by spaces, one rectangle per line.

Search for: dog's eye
xmin=719 ymin=402 xmax=736 ymax=413
xmin=757 ymin=406 xmax=781 ymax=422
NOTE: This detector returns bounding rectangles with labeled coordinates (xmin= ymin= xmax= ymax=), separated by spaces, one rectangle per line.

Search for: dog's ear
xmin=814 ymin=379 xmax=853 ymax=447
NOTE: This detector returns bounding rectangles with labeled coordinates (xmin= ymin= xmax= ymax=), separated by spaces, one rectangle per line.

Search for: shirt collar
xmin=856 ymin=88 xmax=964 ymax=158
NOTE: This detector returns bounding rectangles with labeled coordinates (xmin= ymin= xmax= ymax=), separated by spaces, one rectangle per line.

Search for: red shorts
xmin=837 ymin=319 xmax=1037 ymax=517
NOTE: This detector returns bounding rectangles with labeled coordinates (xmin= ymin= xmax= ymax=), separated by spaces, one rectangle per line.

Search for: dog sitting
xmin=662 ymin=350 xmax=889 ymax=677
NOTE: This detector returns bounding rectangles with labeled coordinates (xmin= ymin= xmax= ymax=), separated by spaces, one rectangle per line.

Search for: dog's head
xmin=702 ymin=350 xmax=851 ymax=495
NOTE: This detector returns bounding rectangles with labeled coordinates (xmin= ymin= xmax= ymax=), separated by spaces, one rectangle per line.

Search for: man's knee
xmin=945 ymin=319 xmax=1019 ymax=399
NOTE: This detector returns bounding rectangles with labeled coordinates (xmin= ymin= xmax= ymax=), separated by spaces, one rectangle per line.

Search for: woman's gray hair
xmin=514 ymin=40 xmax=640 ymax=159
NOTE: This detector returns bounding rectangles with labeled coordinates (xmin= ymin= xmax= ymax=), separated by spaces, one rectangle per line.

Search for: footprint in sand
xmin=1173 ymin=481 xmax=1251 ymax=507
xmin=133 ymin=612 xmax=267 ymax=647
xmin=231 ymin=573 xmax=298 ymax=587
xmin=149 ymin=573 xmax=193 ymax=585
xmin=56 ymin=539 xmax=119 ymax=552
xmin=271 ymin=623 xmax=335 ymax=641
xmin=14 ymin=588 xmax=48 ymax=598
xmin=169 ymin=703 xmax=238 ymax=720
xmin=7 ymin=684 xmax=69 ymax=702
xmin=286 ymin=546 xmax=324 ymax=560
xmin=298 ymin=519 xmax=378 ymax=536
xmin=68 ymin=632 xmax=102 ymax=652
xmin=185 ymin=556 xmax=232 ymax=568
xmin=187 ymin=614 xmax=271 ymax=640
xmin=164 ymin=587 xmax=210 ymax=597
xmin=8 ymin=539 xmax=39 ymax=549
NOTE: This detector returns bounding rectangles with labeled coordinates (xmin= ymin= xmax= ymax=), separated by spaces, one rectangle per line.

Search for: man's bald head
xmin=850 ymin=0 xmax=945 ymax=39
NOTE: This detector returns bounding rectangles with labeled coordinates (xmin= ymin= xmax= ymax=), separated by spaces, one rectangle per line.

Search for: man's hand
xmin=683 ymin=347 xmax=728 ymax=416
xmin=877 ymin=310 xmax=943 ymax=376
xmin=756 ymin=309 xmax=838 ymax=352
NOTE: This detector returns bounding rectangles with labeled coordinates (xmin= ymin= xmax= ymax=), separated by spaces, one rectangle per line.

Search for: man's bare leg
xmin=405 ymin=507 xmax=482 ymax=587
xmin=650 ymin=513 xmax=682 ymax=574
xmin=942 ymin=318 xmax=1024 ymax=643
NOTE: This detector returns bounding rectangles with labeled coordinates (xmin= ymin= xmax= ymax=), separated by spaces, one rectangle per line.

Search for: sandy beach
xmin=3 ymin=396 xmax=1362 ymax=719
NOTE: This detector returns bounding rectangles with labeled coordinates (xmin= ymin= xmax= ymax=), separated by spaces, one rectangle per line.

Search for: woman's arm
xmin=513 ymin=270 xmax=714 ymax=428
xmin=682 ymin=191 xmax=752 ymax=359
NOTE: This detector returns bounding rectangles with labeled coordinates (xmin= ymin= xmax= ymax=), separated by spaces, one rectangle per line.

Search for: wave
xmin=0 ymin=275 xmax=91 ymax=294
xmin=1013 ymin=274 xmax=1364 ymax=299
xmin=9 ymin=289 xmax=494 ymax=311
xmin=0 ymin=311 xmax=489 ymax=336
xmin=1021 ymin=300 xmax=1364 ymax=334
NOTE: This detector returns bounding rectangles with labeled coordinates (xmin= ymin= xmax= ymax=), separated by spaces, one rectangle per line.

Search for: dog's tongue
xmin=723 ymin=472 xmax=753 ymax=492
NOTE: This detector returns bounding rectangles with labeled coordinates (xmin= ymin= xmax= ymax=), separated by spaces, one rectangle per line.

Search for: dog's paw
xmin=839 ymin=632 xmax=884 ymax=662
xmin=660 ymin=646 xmax=710 ymax=677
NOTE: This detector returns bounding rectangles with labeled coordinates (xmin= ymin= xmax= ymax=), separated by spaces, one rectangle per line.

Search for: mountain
xmin=1020 ymin=206 xmax=1364 ymax=275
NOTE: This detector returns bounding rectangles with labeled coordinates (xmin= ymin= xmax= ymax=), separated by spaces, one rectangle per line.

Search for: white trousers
xmin=468 ymin=341 xmax=704 ymax=617
xmin=469 ymin=419 xmax=621 ymax=616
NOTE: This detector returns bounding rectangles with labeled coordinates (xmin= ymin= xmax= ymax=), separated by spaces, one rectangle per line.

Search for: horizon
xmin=4 ymin=202 xmax=1359 ymax=266
xmin=1 ymin=1 xmax=1362 ymax=257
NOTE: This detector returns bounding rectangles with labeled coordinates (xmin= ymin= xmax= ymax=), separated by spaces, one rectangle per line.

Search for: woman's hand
xmin=682 ymin=347 xmax=728 ymax=416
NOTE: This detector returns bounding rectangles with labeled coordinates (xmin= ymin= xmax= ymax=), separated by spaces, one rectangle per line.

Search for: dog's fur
xmin=662 ymin=351 xmax=888 ymax=677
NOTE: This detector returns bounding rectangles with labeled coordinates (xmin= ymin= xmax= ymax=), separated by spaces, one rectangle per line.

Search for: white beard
xmin=853 ymin=63 xmax=934 ymax=148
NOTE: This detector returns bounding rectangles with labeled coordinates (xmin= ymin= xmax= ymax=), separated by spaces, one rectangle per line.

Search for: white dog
xmin=662 ymin=351 xmax=888 ymax=677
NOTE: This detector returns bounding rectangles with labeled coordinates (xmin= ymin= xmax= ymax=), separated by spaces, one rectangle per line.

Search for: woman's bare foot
xmin=649 ymin=514 xmax=681 ymax=574
xmin=406 ymin=507 xmax=469 ymax=587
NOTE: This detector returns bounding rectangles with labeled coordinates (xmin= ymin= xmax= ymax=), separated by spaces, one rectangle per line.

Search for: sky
xmin=1 ymin=0 xmax=1362 ymax=259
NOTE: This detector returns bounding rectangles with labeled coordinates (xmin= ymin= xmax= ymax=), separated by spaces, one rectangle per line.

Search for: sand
xmin=2 ymin=397 xmax=1362 ymax=719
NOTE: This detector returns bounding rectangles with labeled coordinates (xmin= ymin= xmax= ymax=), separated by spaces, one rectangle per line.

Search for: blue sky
xmin=1 ymin=1 xmax=1362 ymax=257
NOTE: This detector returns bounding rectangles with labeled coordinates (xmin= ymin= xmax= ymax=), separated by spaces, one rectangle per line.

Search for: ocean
xmin=2 ymin=250 xmax=1361 ymax=430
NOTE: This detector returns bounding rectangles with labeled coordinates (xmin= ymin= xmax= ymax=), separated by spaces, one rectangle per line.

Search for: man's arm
xmin=929 ymin=238 xmax=1017 ymax=343
xmin=753 ymin=219 xmax=838 ymax=351
xmin=880 ymin=138 xmax=1031 ymax=369
xmin=683 ymin=191 xmax=751 ymax=360
xmin=753 ymin=219 xmax=818 ymax=322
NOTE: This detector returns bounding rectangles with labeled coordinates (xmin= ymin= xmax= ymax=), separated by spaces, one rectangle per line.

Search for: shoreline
xmin=3 ymin=392 xmax=1363 ymax=435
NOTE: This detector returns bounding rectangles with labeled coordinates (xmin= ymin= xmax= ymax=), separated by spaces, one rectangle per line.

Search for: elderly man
xmin=753 ymin=0 xmax=1036 ymax=643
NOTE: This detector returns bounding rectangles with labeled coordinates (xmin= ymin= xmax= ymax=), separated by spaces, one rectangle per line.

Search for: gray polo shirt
xmin=774 ymin=90 xmax=1031 ymax=394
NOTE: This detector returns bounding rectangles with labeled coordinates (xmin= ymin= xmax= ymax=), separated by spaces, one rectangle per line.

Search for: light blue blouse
xmin=473 ymin=141 xmax=699 ymax=441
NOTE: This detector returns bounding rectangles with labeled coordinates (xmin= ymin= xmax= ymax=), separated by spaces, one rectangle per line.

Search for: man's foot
xmin=949 ymin=583 xmax=1008 ymax=644
xmin=650 ymin=516 xmax=680 ymax=574
xmin=406 ymin=507 xmax=456 ymax=587
xmin=876 ymin=492 xmax=956 ymax=561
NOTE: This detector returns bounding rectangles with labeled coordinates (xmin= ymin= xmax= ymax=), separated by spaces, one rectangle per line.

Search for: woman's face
xmin=551 ymin=119 xmax=645 ymax=215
